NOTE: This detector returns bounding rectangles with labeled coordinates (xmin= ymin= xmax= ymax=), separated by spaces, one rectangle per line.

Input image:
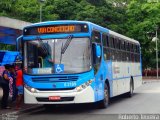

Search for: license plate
xmin=49 ymin=96 xmax=61 ymax=101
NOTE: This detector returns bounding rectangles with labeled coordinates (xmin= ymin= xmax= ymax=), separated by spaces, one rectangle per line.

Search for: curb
xmin=142 ymin=80 xmax=160 ymax=84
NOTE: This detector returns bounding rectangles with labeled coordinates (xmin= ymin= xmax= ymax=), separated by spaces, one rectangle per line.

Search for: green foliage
xmin=0 ymin=0 xmax=160 ymax=69
xmin=0 ymin=44 xmax=15 ymax=51
xmin=125 ymin=0 xmax=160 ymax=69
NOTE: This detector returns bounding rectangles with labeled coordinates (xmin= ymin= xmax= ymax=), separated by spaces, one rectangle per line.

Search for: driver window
xmin=91 ymin=30 xmax=102 ymax=74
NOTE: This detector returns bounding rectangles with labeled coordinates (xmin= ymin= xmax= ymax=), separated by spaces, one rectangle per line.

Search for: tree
xmin=125 ymin=0 xmax=160 ymax=69
xmin=1 ymin=0 xmax=159 ymax=70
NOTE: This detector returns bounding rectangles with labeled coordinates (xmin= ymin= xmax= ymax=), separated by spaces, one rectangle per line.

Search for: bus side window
xmin=118 ymin=39 xmax=122 ymax=61
xmin=112 ymin=38 xmax=115 ymax=48
xmin=92 ymin=31 xmax=103 ymax=74
xmin=124 ymin=41 xmax=126 ymax=51
xmin=137 ymin=45 xmax=140 ymax=62
xmin=134 ymin=44 xmax=137 ymax=62
xmin=118 ymin=38 xmax=120 ymax=48
xmin=102 ymin=33 xmax=107 ymax=47
xmin=131 ymin=44 xmax=135 ymax=62
xmin=102 ymin=33 xmax=110 ymax=60
xmin=121 ymin=40 xmax=125 ymax=61
xmin=124 ymin=41 xmax=127 ymax=62
xmin=92 ymin=31 xmax=101 ymax=44
xmin=135 ymin=44 xmax=139 ymax=62
xmin=111 ymin=37 xmax=115 ymax=61
xmin=114 ymin=38 xmax=118 ymax=61
xmin=106 ymin=35 xmax=109 ymax=47
xmin=102 ymin=33 xmax=107 ymax=60
xmin=92 ymin=30 xmax=101 ymax=64
xmin=108 ymin=35 xmax=111 ymax=60
xmin=126 ymin=42 xmax=129 ymax=61
xmin=109 ymin=36 xmax=113 ymax=48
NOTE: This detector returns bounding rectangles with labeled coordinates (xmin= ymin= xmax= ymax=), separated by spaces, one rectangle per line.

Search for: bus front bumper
xmin=24 ymin=86 xmax=95 ymax=104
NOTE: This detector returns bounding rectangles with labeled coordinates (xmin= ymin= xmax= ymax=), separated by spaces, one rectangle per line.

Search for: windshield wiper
xmin=61 ymin=35 xmax=73 ymax=54
xmin=36 ymin=36 xmax=49 ymax=55
xmin=60 ymin=35 xmax=73 ymax=64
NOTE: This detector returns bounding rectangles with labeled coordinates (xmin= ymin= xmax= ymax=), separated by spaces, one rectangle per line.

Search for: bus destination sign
xmin=23 ymin=24 xmax=88 ymax=35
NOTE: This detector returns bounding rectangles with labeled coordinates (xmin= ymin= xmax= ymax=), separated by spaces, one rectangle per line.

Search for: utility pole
xmin=38 ymin=0 xmax=46 ymax=22
xmin=152 ymin=26 xmax=159 ymax=79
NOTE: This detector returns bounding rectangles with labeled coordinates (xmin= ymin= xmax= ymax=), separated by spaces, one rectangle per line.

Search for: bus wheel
xmin=126 ymin=79 xmax=134 ymax=97
xmin=98 ymin=84 xmax=109 ymax=109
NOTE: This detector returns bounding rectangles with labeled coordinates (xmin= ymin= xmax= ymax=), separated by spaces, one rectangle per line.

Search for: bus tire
xmin=126 ymin=78 xmax=134 ymax=97
xmin=98 ymin=83 xmax=109 ymax=109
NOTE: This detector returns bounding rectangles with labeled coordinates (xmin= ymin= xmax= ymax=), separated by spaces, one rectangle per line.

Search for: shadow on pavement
xmin=24 ymin=93 xmax=138 ymax=115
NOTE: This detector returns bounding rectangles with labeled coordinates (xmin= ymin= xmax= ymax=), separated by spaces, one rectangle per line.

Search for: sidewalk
xmin=142 ymin=77 xmax=160 ymax=83
xmin=143 ymin=76 xmax=160 ymax=80
xmin=0 ymin=87 xmax=40 ymax=115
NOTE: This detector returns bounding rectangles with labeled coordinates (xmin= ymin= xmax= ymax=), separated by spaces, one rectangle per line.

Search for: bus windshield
xmin=24 ymin=37 xmax=92 ymax=74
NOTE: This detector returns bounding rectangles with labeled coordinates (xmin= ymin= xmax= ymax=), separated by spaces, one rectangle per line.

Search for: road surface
xmin=1 ymin=80 xmax=160 ymax=120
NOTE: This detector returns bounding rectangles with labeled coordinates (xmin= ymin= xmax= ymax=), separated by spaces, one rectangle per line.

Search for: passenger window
xmin=109 ymin=37 xmax=113 ymax=48
xmin=124 ymin=41 xmax=126 ymax=51
xmin=127 ymin=43 xmax=130 ymax=51
xmin=92 ymin=30 xmax=101 ymax=74
xmin=117 ymin=39 xmax=121 ymax=50
xmin=106 ymin=35 xmax=109 ymax=47
xmin=92 ymin=31 xmax=101 ymax=44
xmin=102 ymin=34 xmax=107 ymax=47
xmin=112 ymin=38 xmax=115 ymax=48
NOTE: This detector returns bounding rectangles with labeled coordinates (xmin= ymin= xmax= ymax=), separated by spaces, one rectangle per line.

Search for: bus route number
xmin=64 ymin=82 xmax=76 ymax=87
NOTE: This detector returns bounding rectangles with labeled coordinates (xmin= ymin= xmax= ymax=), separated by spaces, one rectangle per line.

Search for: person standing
xmin=1 ymin=64 xmax=11 ymax=109
xmin=9 ymin=65 xmax=17 ymax=102
xmin=15 ymin=65 xmax=23 ymax=110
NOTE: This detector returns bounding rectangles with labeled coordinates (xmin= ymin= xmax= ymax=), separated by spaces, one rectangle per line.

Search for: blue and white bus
xmin=19 ymin=21 xmax=142 ymax=108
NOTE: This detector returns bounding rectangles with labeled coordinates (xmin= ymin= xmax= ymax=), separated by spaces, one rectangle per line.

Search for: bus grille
xmin=32 ymin=76 xmax=79 ymax=82
xmin=36 ymin=88 xmax=75 ymax=91
xmin=36 ymin=97 xmax=74 ymax=102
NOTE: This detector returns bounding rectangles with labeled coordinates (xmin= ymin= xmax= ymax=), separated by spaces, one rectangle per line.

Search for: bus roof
xmin=24 ymin=20 xmax=91 ymax=28
xmin=87 ymin=22 xmax=140 ymax=44
xmin=109 ymin=30 xmax=140 ymax=44
xmin=24 ymin=20 xmax=139 ymax=44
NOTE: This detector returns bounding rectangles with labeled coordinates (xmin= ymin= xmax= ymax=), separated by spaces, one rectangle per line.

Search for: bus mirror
xmin=96 ymin=45 xmax=101 ymax=58
xmin=92 ymin=42 xmax=101 ymax=59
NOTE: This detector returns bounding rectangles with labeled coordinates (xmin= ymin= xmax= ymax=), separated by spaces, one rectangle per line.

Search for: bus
xmin=18 ymin=21 xmax=142 ymax=108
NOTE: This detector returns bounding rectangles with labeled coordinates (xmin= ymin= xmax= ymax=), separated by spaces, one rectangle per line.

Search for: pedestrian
xmin=15 ymin=64 xmax=23 ymax=110
xmin=9 ymin=64 xmax=17 ymax=102
xmin=1 ymin=64 xmax=11 ymax=109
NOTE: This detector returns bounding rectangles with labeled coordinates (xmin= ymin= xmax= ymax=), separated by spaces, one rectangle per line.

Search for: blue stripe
xmin=112 ymin=75 xmax=142 ymax=81
xmin=23 ymin=33 xmax=90 ymax=40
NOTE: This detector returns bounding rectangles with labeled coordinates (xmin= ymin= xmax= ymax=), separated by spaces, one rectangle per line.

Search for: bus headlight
xmin=24 ymin=84 xmax=38 ymax=93
xmin=76 ymin=79 xmax=94 ymax=92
